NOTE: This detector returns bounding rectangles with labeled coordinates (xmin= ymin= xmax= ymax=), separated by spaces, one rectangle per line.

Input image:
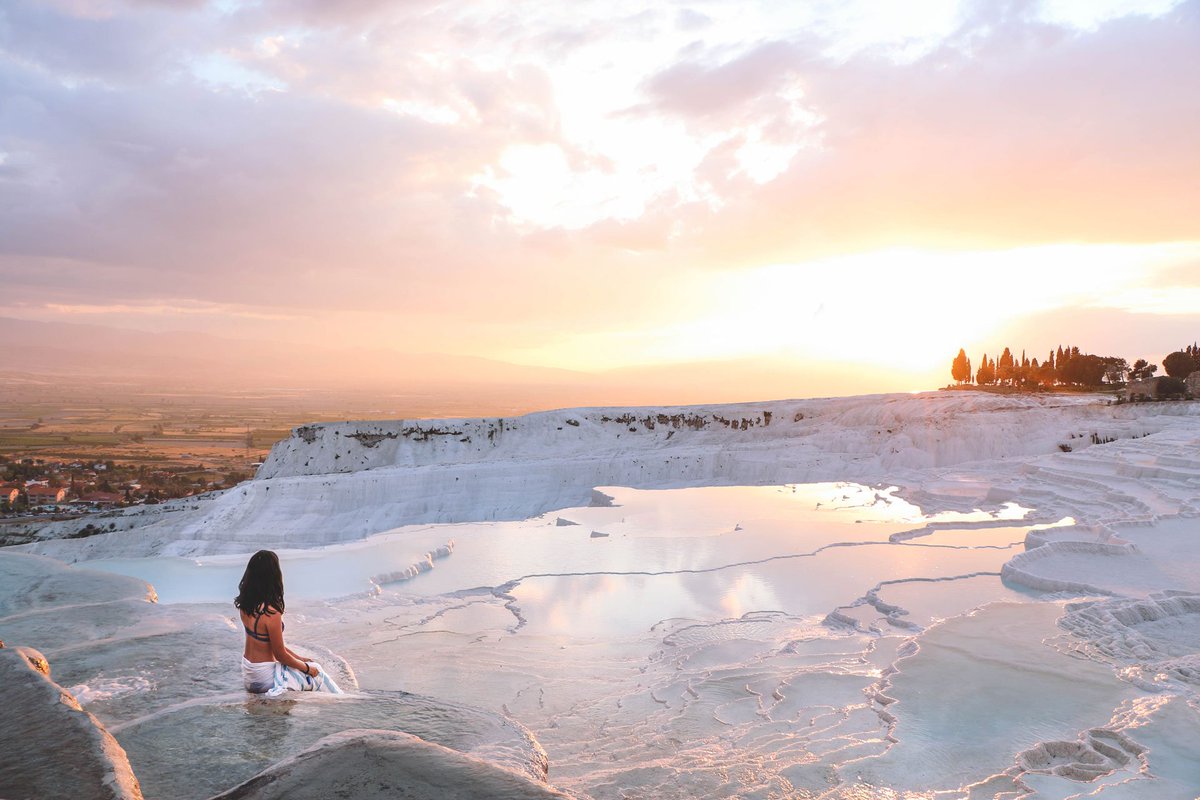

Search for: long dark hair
xmin=234 ymin=550 xmax=285 ymax=616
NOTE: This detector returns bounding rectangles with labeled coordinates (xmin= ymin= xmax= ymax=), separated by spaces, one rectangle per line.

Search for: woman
xmin=235 ymin=549 xmax=342 ymax=696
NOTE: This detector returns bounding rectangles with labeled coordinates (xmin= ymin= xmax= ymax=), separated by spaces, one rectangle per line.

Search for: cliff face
xmin=258 ymin=405 xmax=785 ymax=479
xmin=256 ymin=392 xmax=1126 ymax=481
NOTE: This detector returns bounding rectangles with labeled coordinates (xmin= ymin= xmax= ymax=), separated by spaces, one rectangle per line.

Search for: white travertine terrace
xmin=5 ymin=390 xmax=1200 ymax=798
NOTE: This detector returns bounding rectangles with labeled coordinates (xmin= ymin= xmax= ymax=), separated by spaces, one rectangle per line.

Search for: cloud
xmin=41 ymin=300 xmax=301 ymax=320
xmin=0 ymin=19 xmax=565 ymax=317
xmin=0 ymin=2 xmax=214 ymax=83
xmin=625 ymin=0 xmax=1200 ymax=264
xmin=642 ymin=41 xmax=807 ymax=121
xmin=1157 ymin=259 xmax=1200 ymax=286
xmin=0 ymin=0 xmax=1197 ymax=374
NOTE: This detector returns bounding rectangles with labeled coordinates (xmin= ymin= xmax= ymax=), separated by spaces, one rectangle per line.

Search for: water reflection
xmin=88 ymin=483 xmax=1032 ymax=605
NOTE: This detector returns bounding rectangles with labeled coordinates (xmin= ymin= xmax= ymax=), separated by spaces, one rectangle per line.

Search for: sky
xmin=1 ymin=0 xmax=1198 ymax=398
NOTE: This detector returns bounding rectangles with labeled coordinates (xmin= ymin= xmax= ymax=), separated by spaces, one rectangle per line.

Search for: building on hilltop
xmin=1126 ymin=378 xmax=1164 ymax=401
xmin=1128 ymin=375 xmax=1193 ymax=402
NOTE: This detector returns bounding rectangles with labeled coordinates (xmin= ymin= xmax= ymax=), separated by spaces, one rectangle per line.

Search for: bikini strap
xmin=244 ymin=611 xmax=271 ymax=642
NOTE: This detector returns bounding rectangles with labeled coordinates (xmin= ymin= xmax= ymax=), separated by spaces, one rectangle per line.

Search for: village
xmin=0 ymin=387 xmax=292 ymax=521
xmin=0 ymin=381 xmax=452 ymax=522
xmin=0 ymin=455 xmax=256 ymax=518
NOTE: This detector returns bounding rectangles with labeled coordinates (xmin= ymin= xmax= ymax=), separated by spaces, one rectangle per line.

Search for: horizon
xmin=1 ymin=1 xmax=1198 ymax=403
xmin=0 ymin=311 xmax=1194 ymax=412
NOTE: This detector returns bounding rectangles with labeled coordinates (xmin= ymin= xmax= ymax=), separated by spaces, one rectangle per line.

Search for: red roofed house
xmin=81 ymin=491 xmax=125 ymax=507
xmin=26 ymin=485 xmax=67 ymax=505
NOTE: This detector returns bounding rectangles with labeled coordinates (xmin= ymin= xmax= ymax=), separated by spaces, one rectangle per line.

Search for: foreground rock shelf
xmin=117 ymin=691 xmax=552 ymax=799
xmin=0 ymin=645 xmax=143 ymax=800
xmin=5 ymin=392 xmax=1200 ymax=798
xmin=211 ymin=730 xmax=572 ymax=800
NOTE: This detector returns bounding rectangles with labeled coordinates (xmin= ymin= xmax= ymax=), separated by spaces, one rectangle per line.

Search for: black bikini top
xmin=243 ymin=613 xmax=283 ymax=642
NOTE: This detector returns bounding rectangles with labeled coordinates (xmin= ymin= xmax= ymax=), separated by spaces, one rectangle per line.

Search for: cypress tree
xmin=951 ymin=349 xmax=971 ymax=384
xmin=976 ymin=354 xmax=990 ymax=386
xmin=998 ymin=348 xmax=1014 ymax=385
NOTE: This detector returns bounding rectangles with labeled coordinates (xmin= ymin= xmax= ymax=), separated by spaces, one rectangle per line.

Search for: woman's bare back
xmin=240 ymin=607 xmax=280 ymax=663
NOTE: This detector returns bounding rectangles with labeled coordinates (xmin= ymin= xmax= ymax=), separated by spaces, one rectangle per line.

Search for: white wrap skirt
xmin=242 ymin=657 xmax=343 ymax=697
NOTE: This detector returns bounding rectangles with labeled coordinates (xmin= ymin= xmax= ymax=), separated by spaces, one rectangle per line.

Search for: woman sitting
xmin=235 ymin=549 xmax=342 ymax=696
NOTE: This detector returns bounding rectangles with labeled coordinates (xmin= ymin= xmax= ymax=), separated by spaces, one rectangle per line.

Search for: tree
xmin=976 ymin=353 xmax=994 ymax=386
xmin=951 ymin=349 xmax=972 ymax=384
xmin=1129 ymin=359 xmax=1157 ymax=381
xmin=1014 ymin=350 xmax=1032 ymax=386
xmin=1186 ymin=343 xmax=1200 ymax=372
xmin=1162 ymin=351 xmax=1196 ymax=378
xmin=1102 ymin=357 xmax=1128 ymax=385
xmin=1156 ymin=377 xmax=1188 ymax=399
xmin=1035 ymin=358 xmax=1053 ymax=386
xmin=997 ymin=347 xmax=1015 ymax=385
xmin=1059 ymin=353 xmax=1107 ymax=386
xmin=1105 ymin=359 xmax=1125 ymax=383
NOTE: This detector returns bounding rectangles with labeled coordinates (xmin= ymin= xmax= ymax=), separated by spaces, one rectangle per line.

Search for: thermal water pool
xmin=77 ymin=483 xmax=1200 ymax=798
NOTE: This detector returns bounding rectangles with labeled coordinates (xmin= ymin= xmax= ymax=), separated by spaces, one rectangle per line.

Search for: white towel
xmin=242 ymin=657 xmax=343 ymax=697
xmin=242 ymin=658 xmax=276 ymax=693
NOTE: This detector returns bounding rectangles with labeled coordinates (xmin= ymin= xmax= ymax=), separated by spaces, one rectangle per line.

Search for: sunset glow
xmin=503 ymin=243 xmax=1200 ymax=374
xmin=1 ymin=0 xmax=1197 ymax=399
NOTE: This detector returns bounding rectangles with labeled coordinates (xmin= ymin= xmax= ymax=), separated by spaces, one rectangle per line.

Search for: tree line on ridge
xmin=950 ymin=343 xmax=1200 ymax=390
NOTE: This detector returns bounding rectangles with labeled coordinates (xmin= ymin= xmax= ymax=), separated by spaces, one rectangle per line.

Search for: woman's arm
xmin=285 ymin=646 xmax=311 ymax=663
xmin=263 ymin=611 xmax=315 ymax=676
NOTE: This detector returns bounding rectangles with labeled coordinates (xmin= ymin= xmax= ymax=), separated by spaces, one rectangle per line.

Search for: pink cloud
xmin=620 ymin=1 xmax=1200 ymax=263
xmin=642 ymin=41 xmax=807 ymax=120
xmin=1 ymin=0 xmax=1197 ymax=363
